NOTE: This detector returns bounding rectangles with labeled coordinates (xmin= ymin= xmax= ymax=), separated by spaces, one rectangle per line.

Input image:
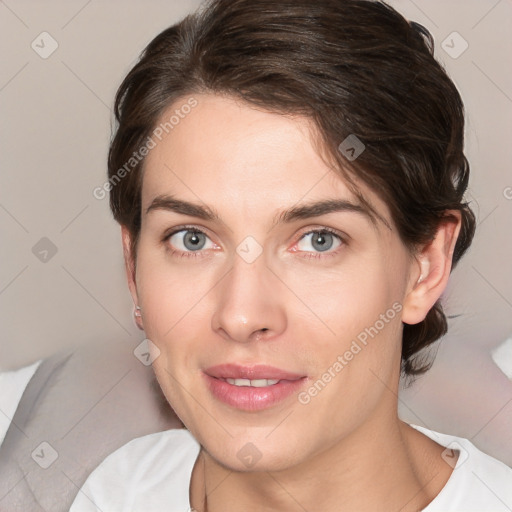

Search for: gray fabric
xmin=0 ymin=339 xmax=182 ymax=511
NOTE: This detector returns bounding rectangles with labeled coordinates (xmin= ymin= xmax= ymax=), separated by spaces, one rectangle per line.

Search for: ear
xmin=401 ymin=211 xmax=462 ymax=325
xmin=121 ymin=226 xmax=143 ymax=330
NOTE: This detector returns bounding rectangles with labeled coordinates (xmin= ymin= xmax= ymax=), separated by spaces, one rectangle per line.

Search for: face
xmin=127 ymin=93 xmax=419 ymax=472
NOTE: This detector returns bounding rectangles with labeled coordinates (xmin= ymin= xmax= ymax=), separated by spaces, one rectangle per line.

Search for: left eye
xmin=167 ymin=229 xmax=215 ymax=252
xmin=296 ymin=230 xmax=342 ymax=253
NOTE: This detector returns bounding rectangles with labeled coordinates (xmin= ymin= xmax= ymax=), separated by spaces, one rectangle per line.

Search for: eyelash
xmin=162 ymin=225 xmax=213 ymax=259
xmin=162 ymin=225 xmax=346 ymax=260
xmin=293 ymin=227 xmax=345 ymax=260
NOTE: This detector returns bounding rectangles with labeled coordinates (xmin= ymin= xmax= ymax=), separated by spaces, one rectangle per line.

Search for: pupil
xmin=184 ymin=231 xmax=205 ymax=251
xmin=313 ymin=232 xmax=333 ymax=252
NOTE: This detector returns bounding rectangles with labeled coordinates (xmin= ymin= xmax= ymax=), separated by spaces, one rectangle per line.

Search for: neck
xmin=190 ymin=412 xmax=454 ymax=512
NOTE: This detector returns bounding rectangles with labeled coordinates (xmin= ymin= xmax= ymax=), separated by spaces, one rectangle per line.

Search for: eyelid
xmin=162 ymin=224 xmax=220 ymax=257
xmin=289 ymin=225 xmax=348 ymax=257
xmin=294 ymin=225 xmax=348 ymax=244
xmin=163 ymin=224 xmax=213 ymax=241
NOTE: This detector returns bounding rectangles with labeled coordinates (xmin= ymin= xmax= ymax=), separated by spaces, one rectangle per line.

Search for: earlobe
xmin=401 ymin=212 xmax=462 ymax=325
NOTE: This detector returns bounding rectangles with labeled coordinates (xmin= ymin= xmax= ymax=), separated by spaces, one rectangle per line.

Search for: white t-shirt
xmin=70 ymin=424 xmax=512 ymax=512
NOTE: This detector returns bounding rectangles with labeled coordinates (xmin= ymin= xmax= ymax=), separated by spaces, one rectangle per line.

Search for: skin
xmin=122 ymin=93 xmax=462 ymax=511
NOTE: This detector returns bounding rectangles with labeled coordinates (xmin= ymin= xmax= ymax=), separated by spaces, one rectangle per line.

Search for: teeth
xmin=225 ymin=378 xmax=280 ymax=387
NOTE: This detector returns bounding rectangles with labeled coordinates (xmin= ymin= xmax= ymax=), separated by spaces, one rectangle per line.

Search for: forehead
xmin=141 ymin=93 xmax=391 ymax=226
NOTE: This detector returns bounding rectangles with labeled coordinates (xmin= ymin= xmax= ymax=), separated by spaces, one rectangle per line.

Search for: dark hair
xmin=108 ymin=0 xmax=475 ymax=378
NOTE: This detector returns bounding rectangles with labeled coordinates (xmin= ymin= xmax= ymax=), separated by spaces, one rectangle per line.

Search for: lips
xmin=204 ymin=363 xmax=305 ymax=381
xmin=203 ymin=364 xmax=307 ymax=411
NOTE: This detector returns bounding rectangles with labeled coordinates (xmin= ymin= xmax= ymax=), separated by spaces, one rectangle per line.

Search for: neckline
xmin=184 ymin=424 xmax=471 ymax=510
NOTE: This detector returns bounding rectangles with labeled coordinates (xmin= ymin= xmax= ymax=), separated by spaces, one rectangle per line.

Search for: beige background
xmin=1 ymin=1 xmax=511 ymax=463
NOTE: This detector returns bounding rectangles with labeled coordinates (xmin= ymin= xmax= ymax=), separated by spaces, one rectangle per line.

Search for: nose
xmin=211 ymin=255 xmax=287 ymax=343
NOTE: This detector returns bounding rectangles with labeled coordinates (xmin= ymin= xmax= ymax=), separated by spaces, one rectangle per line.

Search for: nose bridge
xmin=211 ymin=251 xmax=286 ymax=343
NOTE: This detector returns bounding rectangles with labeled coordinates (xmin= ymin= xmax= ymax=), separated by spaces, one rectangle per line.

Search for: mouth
xmin=223 ymin=377 xmax=281 ymax=387
xmin=203 ymin=364 xmax=307 ymax=411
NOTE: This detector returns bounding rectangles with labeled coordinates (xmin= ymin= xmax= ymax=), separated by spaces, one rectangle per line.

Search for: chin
xmin=198 ymin=429 xmax=311 ymax=473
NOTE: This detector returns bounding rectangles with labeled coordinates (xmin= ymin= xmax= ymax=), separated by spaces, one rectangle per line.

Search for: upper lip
xmin=204 ymin=364 xmax=306 ymax=381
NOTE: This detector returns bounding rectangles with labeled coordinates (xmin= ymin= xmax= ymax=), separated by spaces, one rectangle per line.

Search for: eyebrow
xmin=146 ymin=195 xmax=219 ymax=221
xmin=274 ymin=199 xmax=374 ymax=226
xmin=145 ymin=195 xmax=377 ymax=227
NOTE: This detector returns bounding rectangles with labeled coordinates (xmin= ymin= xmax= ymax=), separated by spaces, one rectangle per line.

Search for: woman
xmin=71 ymin=0 xmax=512 ymax=510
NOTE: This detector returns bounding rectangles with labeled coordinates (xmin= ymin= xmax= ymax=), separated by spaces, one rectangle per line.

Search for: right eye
xmin=165 ymin=228 xmax=217 ymax=256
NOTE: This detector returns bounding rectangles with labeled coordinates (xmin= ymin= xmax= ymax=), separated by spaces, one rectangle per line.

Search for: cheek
xmin=282 ymin=252 xmax=402 ymax=337
xmin=136 ymin=243 xmax=214 ymax=332
xmin=133 ymin=248 xmax=218 ymax=391
xmin=279 ymin=248 xmax=407 ymax=390
xmin=136 ymin=254 xmax=213 ymax=422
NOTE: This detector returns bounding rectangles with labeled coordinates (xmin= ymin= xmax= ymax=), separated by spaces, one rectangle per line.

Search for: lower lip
xmin=203 ymin=374 xmax=307 ymax=411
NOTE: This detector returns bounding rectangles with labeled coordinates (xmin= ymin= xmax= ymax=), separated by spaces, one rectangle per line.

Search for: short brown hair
xmin=108 ymin=0 xmax=476 ymax=378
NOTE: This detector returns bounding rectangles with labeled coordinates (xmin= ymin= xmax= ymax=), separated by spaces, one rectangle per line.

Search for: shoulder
xmin=411 ymin=424 xmax=512 ymax=511
xmin=70 ymin=428 xmax=200 ymax=512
